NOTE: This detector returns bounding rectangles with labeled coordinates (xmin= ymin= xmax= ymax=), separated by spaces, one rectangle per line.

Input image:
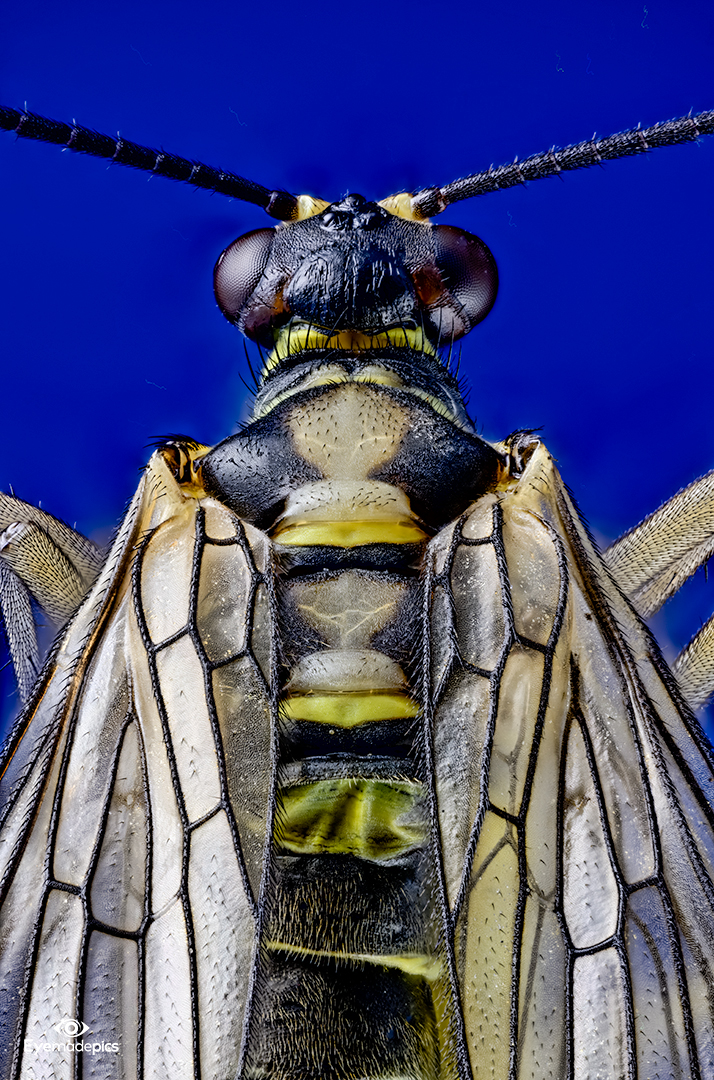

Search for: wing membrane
xmin=0 ymin=453 xmax=273 ymax=1079
xmin=431 ymin=442 xmax=714 ymax=1079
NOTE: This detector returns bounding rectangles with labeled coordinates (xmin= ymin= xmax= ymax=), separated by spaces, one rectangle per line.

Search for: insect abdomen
xmin=225 ymin=381 xmax=480 ymax=1079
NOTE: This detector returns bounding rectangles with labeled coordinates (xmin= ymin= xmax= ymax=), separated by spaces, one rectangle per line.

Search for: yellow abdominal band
xmin=265 ymin=940 xmax=443 ymax=981
xmin=278 ymin=684 xmax=422 ymax=860
xmin=277 ymin=777 xmax=426 ymax=861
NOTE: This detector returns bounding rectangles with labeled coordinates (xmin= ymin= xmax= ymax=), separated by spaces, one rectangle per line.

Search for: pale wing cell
xmin=155 ymin=636 xmax=223 ymax=822
xmin=126 ymin=604 xmax=184 ymax=915
xmin=53 ymin=604 xmax=132 ymax=887
xmin=23 ymin=890 xmax=85 ymax=1080
xmin=140 ymin=511 xmax=196 ymax=644
xmin=523 ymin=635 xmax=570 ymax=899
xmin=196 ymin=540 xmax=251 ymax=663
xmin=89 ymin=720 xmax=147 ymax=933
xmin=143 ymin=902 xmax=194 ymax=1079
xmin=571 ymin=588 xmax=657 ymax=884
xmin=488 ymin=646 xmax=546 ymax=818
xmin=501 ymin=508 xmax=561 ymax=646
xmin=456 ymin=814 xmax=519 ymax=1079
xmin=657 ymin=739 xmax=714 ymax=897
xmin=82 ymin=932 xmax=139 ymax=1077
xmin=188 ymin=810 xmax=255 ymax=1079
xmin=250 ymin=582 xmax=274 ymax=684
xmin=461 ymin=495 xmax=498 ymax=541
xmin=450 ymin=542 xmax=505 ymax=673
xmin=516 ymin=898 xmax=567 ymax=1080
xmin=625 ymin=886 xmax=689 ymax=1079
xmin=572 ymin=950 xmax=628 ymax=1080
xmin=211 ymin=654 xmax=272 ymax=902
xmin=202 ymin=500 xmax=239 ymax=540
xmin=432 ymin=669 xmax=490 ymax=907
xmin=561 ymin=720 xmax=621 ymax=950
xmin=429 ymin=581 xmax=457 ymax=697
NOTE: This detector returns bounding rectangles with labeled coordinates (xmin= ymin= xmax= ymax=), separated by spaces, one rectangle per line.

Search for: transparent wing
xmin=0 ymin=452 xmax=274 ymax=1080
xmin=429 ymin=441 xmax=714 ymax=1079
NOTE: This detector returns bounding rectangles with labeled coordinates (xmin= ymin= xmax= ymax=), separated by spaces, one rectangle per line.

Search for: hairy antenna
xmin=408 ymin=108 xmax=714 ymax=217
xmin=0 ymin=104 xmax=299 ymax=220
xmin=2 ymin=103 xmax=712 ymax=220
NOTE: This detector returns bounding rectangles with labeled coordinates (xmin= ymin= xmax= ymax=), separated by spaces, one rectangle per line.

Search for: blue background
xmin=1 ymin=0 xmax=713 ymax=736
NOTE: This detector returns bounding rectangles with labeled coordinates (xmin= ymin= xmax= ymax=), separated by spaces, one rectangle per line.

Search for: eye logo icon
xmin=53 ymin=1019 xmax=89 ymax=1037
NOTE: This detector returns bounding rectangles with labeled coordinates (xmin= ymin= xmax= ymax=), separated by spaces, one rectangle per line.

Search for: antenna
xmin=2 ymin=104 xmax=712 ymax=221
xmin=0 ymin=105 xmax=298 ymax=220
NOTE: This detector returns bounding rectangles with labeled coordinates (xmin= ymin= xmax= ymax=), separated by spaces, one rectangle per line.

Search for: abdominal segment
xmin=243 ymin=548 xmax=459 ymax=1080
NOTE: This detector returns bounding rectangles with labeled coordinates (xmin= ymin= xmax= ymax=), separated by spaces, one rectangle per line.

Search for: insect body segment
xmin=200 ymin=362 xmax=503 ymax=1076
xmin=2 ymin=113 xmax=714 ymax=1080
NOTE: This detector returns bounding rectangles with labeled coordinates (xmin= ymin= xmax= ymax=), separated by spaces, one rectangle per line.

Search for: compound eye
xmin=427 ymin=224 xmax=498 ymax=338
xmin=213 ymin=228 xmax=275 ymax=324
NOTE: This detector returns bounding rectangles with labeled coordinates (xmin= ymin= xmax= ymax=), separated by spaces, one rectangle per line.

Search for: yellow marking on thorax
xmin=271 ymin=474 xmax=429 ymax=550
xmin=282 ymin=690 xmax=419 ymax=727
xmin=294 ymin=194 xmax=330 ymax=219
xmin=254 ymin=362 xmax=468 ymax=431
xmin=273 ymin=518 xmax=428 ymax=547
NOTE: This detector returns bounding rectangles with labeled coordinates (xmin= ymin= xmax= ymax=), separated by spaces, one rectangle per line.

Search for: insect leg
xmin=0 ymin=560 xmax=38 ymax=702
xmin=0 ymin=492 xmax=104 ymax=697
xmin=603 ymin=468 xmax=714 ymax=617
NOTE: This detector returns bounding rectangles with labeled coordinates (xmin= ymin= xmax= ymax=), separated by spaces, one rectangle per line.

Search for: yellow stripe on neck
xmin=264 ymin=324 xmax=435 ymax=373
